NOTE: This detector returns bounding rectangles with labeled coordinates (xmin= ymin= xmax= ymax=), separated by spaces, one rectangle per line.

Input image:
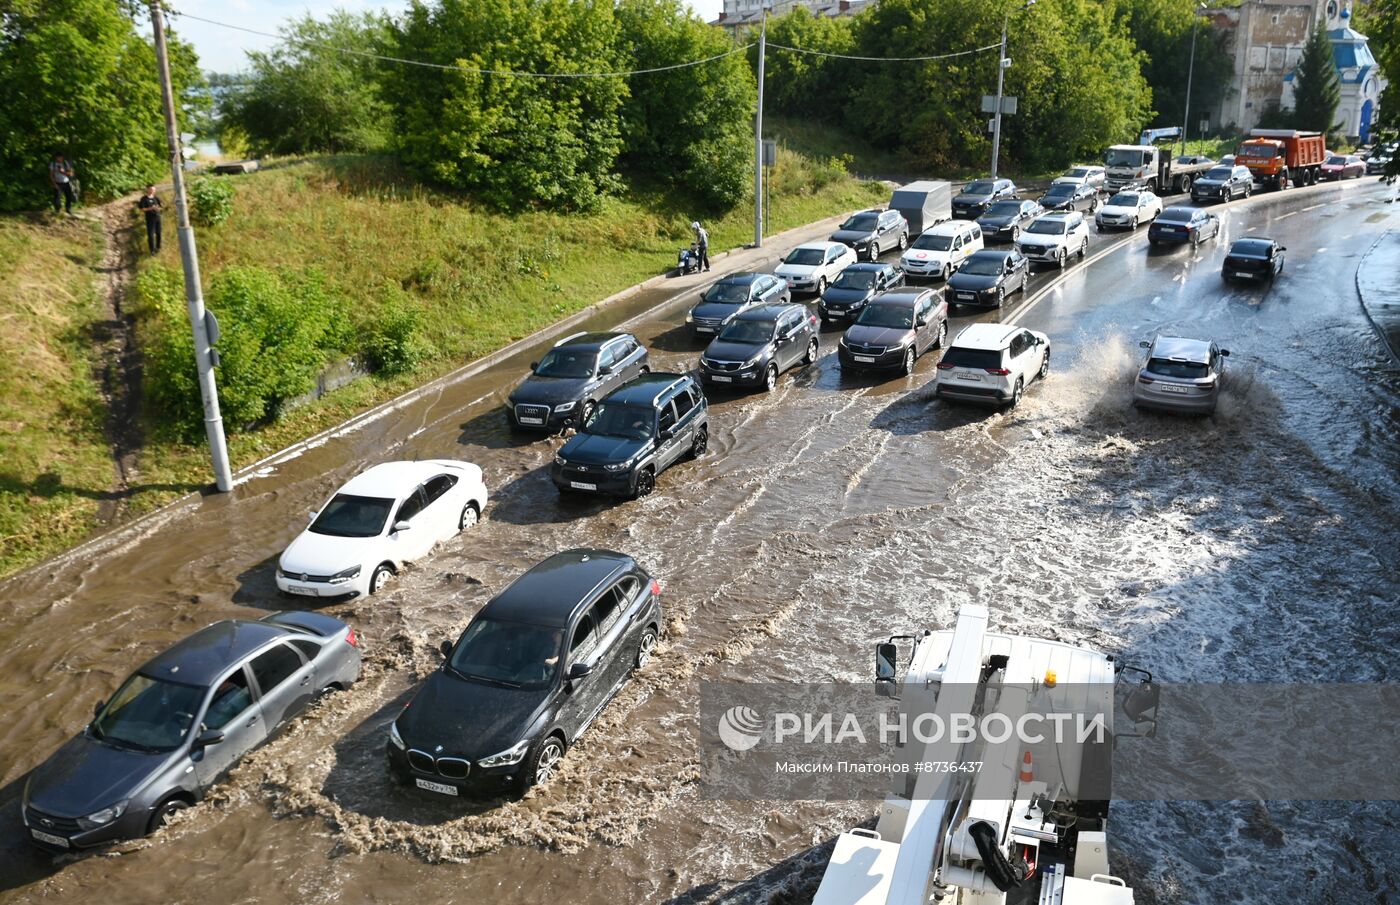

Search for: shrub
xmin=362 ymin=291 xmax=435 ymax=377
xmin=189 ymin=177 xmax=235 ymax=227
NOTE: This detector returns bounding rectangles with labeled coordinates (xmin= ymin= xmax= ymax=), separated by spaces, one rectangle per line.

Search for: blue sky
xmin=175 ymin=0 xmax=725 ymax=73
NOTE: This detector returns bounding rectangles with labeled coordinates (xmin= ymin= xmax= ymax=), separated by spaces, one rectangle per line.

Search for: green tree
xmin=220 ymin=12 xmax=393 ymax=155
xmin=615 ymin=0 xmax=756 ymax=209
xmin=757 ymin=7 xmax=856 ymax=117
xmin=1355 ymin=0 xmax=1398 ymax=171
xmin=1112 ymin=0 xmax=1233 ymax=137
xmin=1292 ymin=22 xmax=1342 ymax=138
xmin=0 ymin=0 xmax=203 ymax=210
xmin=381 ymin=0 xmax=626 ymax=212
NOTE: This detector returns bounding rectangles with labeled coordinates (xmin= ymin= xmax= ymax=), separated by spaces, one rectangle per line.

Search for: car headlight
xmin=604 ymin=458 xmax=634 ymax=472
xmin=743 ymin=349 xmax=767 ymax=368
xmin=554 ymin=401 xmax=576 ymax=413
xmin=389 ymin=721 xmax=405 ymax=751
xmin=328 ymin=565 xmax=361 ymax=585
xmin=77 ymin=800 xmax=128 ymax=830
xmin=554 ymin=454 xmax=567 ymax=466
xmin=685 ymin=311 xmax=694 ymax=323
xmin=478 ymin=739 xmax=531 ymax=768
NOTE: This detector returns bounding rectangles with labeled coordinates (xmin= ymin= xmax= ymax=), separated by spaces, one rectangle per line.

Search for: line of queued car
xmin=22 ymin=155 xmax=1312 ymax=854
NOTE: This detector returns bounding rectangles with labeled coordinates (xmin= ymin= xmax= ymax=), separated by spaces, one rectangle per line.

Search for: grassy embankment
xmin=0 ymin=215 xmax=113 ymax=576
xmin=0 ymin=150 xmax=883 ymax=579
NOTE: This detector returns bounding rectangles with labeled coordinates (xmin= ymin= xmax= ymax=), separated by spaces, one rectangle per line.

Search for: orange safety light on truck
xmin=1235 ymin=129 xmax=1326 ymax=190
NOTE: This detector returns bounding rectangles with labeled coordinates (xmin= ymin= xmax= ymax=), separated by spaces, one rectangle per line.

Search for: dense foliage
xmin=1112 ymin=0 xmax=1233 ymax=138
xmin=1356 ymin=0 xmax=1399 ymax=173
xmin=188 ymin=177 xmax=234 ymax=226
xmin=219 ymin=12 xmax=393 ymax=155
xmin=1291 ymin=22 xmax=1344 ymax=139
xmin=0 ymin=0 xmax=203 ymax=210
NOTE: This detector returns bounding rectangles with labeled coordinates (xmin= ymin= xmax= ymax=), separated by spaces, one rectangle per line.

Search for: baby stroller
xmin=677 ymin=243 xmax=701 ymax=275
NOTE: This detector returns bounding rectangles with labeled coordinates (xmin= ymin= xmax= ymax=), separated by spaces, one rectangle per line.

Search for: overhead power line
xmin=169 ymin=10 xmax=754 ymax=78
xmin=766 ymin=41 xmax=1002 ymax=62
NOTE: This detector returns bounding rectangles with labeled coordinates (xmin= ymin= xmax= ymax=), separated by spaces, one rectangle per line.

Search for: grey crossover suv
xmin=1132 ymin=335 xmax=1230 ymax=415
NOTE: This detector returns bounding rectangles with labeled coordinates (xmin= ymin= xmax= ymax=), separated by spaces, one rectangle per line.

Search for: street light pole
xmin=754 ymin=9 xmax=767 ymax=248
xmin=990 ymin=0 xmax=1033 ymax=179
xmin=150 ymin=0 xmax=233 ymax=492
xmin=1181 ymin=4 xmax=1205 ymax=156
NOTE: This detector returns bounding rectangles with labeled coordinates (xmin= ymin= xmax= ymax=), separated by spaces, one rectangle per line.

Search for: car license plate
xmin=569 ymin=481 xmax=597 ymax=491
xmin=695 ymin=326 xmax=714 ymax=333
xmin=958 ymin=371 xmax=983 ymax=381
xmin=853 ymin=355 xmax=876 ymax=363
xmin=415 ymin=778 xmax=459 ymax=796
xmin=518 ymin=416 xmax=543 ymax=425
xmin=1160 ymin=384 xmax=1191 ymax=394
xmin=711 ymin=375 xmax=732 ymax=382
xmin=1233 ymin=271 xmax=1252 ymax=278
xmin=285 ymin=585 xmax=317 ymax=596
xmin=957 ymin=292 xmax=975 ymax=300
xmin=30 ymin=829 xmax=69 ymax=848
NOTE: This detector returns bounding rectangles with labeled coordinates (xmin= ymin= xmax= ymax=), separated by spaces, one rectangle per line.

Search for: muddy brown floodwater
xmin=2 ymin=179 xmax=1398 ymax=904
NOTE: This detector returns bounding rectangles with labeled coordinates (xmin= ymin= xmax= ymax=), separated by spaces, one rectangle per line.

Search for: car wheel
xmin=1131 ymin=216 xmax=1139 ymax=230
xmin=935 ymin=319 xmax=948 ymax=349
xmin=816 ymin=277 xmax=827 ymax=295
xmin=941 ymin=264 xmax=951 ymax=281
xmin=690 ymin=425 xmax=709 ymax=459
xmin=633 ymin=468 xmax=655 ymax=499
xmin=902 ymin=345 xmax=917 ymax=375
xmin=147 ymin=797 xmax=190 ymax=834
xmin=1057 ymin=248 xmax=1067 ymax=269
xmin=458 ymin=501 xmax=480 ymax=532
xmin=867 ymin=241 xmax=881 ymax=262
xmin=578 ymin=400 xmax=596 ymax=428
xmin=763 ymin=364 xmax=778 ymax=392
xmin=804 ymin=338 xmax=819 ymax=365
xmin=898 ymin=232 xmax=908 ymax=251
xmin=1010 ymin=225 xmax=1020 ymax=241
xmin=635 ymin=626 xmax=658 ymax=670
xmin=369 ymin=563 xmax=394 ymax=595
xmin=1009 ymin=378 xmax=1024 ymax=408
xmin=524 ymin=735 xmax=566 ymax=789
xmin=1079 ymin=238 xmax=1088 ymax=259
xmin=1038 ymin=349 xmax=1050 ymax=380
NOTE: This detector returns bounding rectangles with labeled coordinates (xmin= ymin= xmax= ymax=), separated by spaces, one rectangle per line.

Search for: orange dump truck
xmin=1235 ymin=129 xmax=1326 ymax=189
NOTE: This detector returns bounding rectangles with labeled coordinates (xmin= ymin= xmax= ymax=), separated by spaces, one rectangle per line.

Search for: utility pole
xmin=150 ymin=0 xmax=233 ymax=492
xmin=754 ymin=8 xmax=767 ymax=248
xmin=990 ymin=0 xmax=1034 ymax=179
xmin=1180 ymin=2 xmax=1205 ymax=157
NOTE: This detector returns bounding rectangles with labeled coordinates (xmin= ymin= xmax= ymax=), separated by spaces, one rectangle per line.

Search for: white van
xmin=899 ymin=220 xmax=983 ymax=281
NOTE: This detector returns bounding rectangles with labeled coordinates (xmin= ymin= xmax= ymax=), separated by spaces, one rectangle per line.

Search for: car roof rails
xmin=553 ymin=331 xmax=589 ymax=348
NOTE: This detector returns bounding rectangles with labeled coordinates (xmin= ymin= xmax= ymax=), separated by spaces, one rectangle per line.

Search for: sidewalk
xmin=1356 ymin=228 xmax=1400 ymax=364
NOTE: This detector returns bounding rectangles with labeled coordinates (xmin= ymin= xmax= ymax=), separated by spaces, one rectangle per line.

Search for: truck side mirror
xmin=875 ymin=642 xmax=898 ymax=683
xmin=1139 ymin=340 xmax=1151 ymax=349
xmin=1123 ymin=681 xmax=1161 ymax=725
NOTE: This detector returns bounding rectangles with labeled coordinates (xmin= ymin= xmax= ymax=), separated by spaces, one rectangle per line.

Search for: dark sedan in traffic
xmin=945 ymin=249 xmax=1030 ymax=309
xmin=836 ymin=289 xmax=947 ymax=375
xmin=1039 ymin=181 xmax=1099 ymax=213
xmin=1222 ymin=237 xmax=1286 ymax=282
xmin=1148 ymin=206 xmax=1221 ymax=247
xmin=686 ymin=272 xmax=788 ymax=335
xmin=23 ymin=612 xmax=361 ymax=851
xmin=951 ymin=178 xmax=1017 ymax=220
xmin=817 ymin=261 xmax=904 ymax=323
xmin=976 ymin=199 xmax=1043 ymax=243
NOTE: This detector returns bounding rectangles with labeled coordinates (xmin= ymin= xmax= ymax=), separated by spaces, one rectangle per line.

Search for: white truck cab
xmin=1103 ymin=144 xmax=1160 ymax=193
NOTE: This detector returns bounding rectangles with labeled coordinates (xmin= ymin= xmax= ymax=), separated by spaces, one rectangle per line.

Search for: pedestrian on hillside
xmin=692 ymin=221 xmax=711 ymax=272
xmin=137 ymin=184 xmax=163 ymax=255
xmin=49 ymin=153 xmax=76 ymax=215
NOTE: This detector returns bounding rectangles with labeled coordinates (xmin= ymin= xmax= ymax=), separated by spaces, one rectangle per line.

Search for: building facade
xmin=713 ymin=0 xmax=875 ymax=35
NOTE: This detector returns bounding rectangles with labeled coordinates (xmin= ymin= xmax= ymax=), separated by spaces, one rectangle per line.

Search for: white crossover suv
xmin=1014 ymin=211 xmax=1090 ymax=267
xmin=277 ymin=460 xmax=488 ymax=599
xmin=934 ymin=323 xmax=1050 ymax=408
xmin=1095 ymin=190 xmax=1162 ymax=231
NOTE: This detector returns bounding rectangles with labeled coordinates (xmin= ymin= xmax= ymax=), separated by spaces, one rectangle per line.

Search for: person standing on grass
xmin=692 ymin=220 xmax=710 ymax=272
xmin=137 ymin=185 xmax=162 ymax=255
xmin=49 ymin=153 xmax=76 ymax=215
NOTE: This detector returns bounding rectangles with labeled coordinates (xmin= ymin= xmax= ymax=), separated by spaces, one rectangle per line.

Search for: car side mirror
xmin=308 ymin=510 xmax=318 ymax=522
xmin=529 ymin=361 xmax=538 ymax=372
xmin=196 ymin=728 xmax=225 ymax=747
xmin=915 ymin=317 xmax=928 ymax=328
xmin=597 ymin=364 xmax=613 ymax=376
xmin=1139 ymin=340 xmax=1151 ymax=349
xmin=93 ymin=699 xmax=105 ymax=718
xmin=393 ymin=520 xmax=411 ymax=532
xmin=440 ymin=639 xmax=453 ymax=658
xmin=567 ymin=661 xmax=593 ymax=681
xmin=875 ymin=642 xmax=899 ymax=683
xmin=1279 ymin=246 xmax=1287 ymax=252
xmin=659 ymin=426 xmax=675 ymax=440
xmin=1220 ymin=349 xmax=1231 ymax=357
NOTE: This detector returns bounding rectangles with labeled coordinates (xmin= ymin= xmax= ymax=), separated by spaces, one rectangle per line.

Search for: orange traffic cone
xmin=1019 ymin=750 xmax=1034 ymax=783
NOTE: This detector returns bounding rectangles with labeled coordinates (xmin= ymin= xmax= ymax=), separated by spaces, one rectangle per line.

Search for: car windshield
xmin=1204 ymin=167 xmax=1233 ymax=179
xmin=941 ymin=347 xmax=1003 ymax=370
xmin=984 ymin=201 xmax=1022 ymax=217
xmin=1239 ymin=144 xmax=1277 ymax=158
xmin=1147 ymin=357 xmax=1209 ymax=379
xmin=959 ymin=256 xmax=1005 ymax=276
xmin=1104 ymin=148 xmax=1149 ymax=167
xmin=1025 ymin=219 xmax=1066 ymax=235
xmin=1107 ymin=193 xmax=1140 ymax=207
xmin=854 ymin=305 xmax=914 ymax=329
xmin=1070 ymin=167 xmax=1094 ymax=178
xmin=1326 ymin=156 xmax=1347 ymax=165
xmin=583 ymin=402 xmax=654 ymax=440
xmin=91 ymin=673 xmax=205 ymax=752
xmin=840 ymin=213 xmax=879 ymax=231
xmin=533 ymin=347 xmax=596 ymax=379
xmin=963 ymin=181 xmax=995 ymax=194
xmin=1228 ymin=241 xmax=1271 ymax=258
xmin=784 ymin=248 xmax=826 ymax=266
xmin=1044 ymin=185 xmax=1075 ymax=198
xmin=447 ymin=618 xmax=563 ymax=688
xmin=718 ymin=319 xmax=777 ymax=343
xmin=911 ymin=233 xmax=953 ymax=251
xmin=831 ymin=270 xmax=877 ymax=290
xmin=702 ymin=282 xmax=750 ymax=304
xmin=309 ymin=494 xmax=394 ymax=538
xmin=1158 ymin=208 xmax=1194 ymax=223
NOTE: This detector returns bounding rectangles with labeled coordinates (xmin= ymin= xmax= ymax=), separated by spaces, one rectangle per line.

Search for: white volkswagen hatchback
xmin=933 ymin=323 xmax=1050 ymax=408
xmin=277 ymin=460 xmax=488 ymax=599
xmin=774 ymin=241 xmax=858 ymax=295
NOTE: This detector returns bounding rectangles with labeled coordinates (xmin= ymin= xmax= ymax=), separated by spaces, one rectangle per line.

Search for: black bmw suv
xmin=507 ymin=332 xmax=649 ymax=431
xmin=550 ymin=373 xmax=708 ymax=498
xmin=698 ymin=303 xmax=819 ymax=392
xmin=387 ymin=549 xmax=662 ymax=796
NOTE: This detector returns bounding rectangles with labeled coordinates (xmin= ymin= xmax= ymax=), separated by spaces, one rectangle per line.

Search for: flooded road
xmin=2 ymin=178 xmax=1397 ymax=904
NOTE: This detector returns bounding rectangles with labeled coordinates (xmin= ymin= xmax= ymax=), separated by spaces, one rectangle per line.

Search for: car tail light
xmin=809 ymin=315 xmax=818 ymax=326
xmin=1198 ymin=378 xmax=1216 ymax=389
xmin=937 ymin=361 xmax=955 ymax=370
xmin=1137 ymin=375 xmax=1154 ymax=384
xmin=985 ymin=367 xmax=1011 ymax=376
xmin=345 ymin=627 xmax=359 ymax=647
xmin=650 ymin=578 xmax=662 ymax=596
